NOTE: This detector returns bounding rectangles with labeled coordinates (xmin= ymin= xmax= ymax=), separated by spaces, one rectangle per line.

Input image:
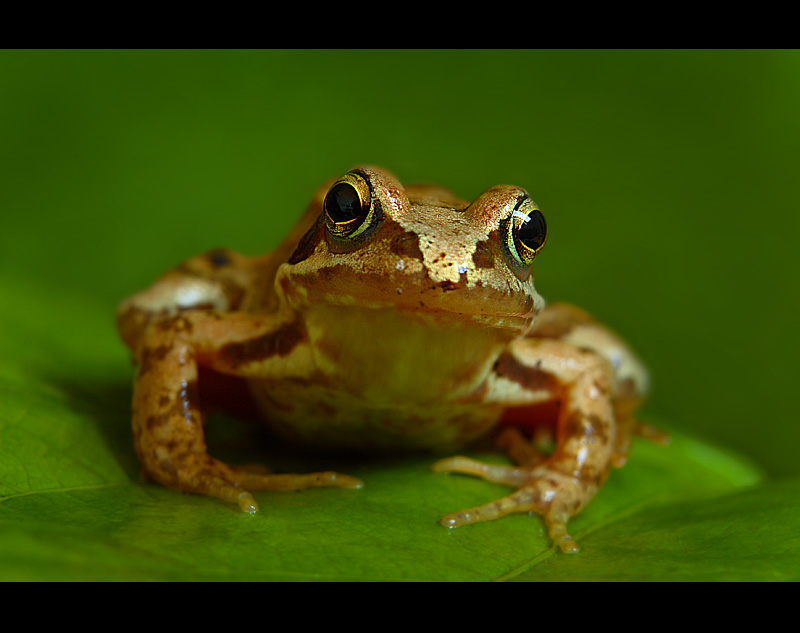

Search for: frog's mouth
xmin=401 ymin=301 xmax=540 ymax=333
xmin=287 ymin=283 xmax=539 ymax=335
xmin=280 ymin=258 xmax=544 ymax=335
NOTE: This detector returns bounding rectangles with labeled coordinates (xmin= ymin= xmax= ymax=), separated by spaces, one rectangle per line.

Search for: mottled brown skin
xmin=117 ymin=166 xmax=661 ymax=553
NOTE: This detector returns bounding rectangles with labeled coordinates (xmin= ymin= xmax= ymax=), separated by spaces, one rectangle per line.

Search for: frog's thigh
xmin=435 ymin=338 xmax=616 ymax=553
xmin=530 ymin=302 xmax=656 ymax=464
xmin=133 ymin=310 xmax=361 ymax=512
xmin=507 ymin=337 xmax=617 ymax=479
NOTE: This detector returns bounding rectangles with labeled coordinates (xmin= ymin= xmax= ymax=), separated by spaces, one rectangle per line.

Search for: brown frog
xmin=117 ymin=166 xmax=660 ymax=553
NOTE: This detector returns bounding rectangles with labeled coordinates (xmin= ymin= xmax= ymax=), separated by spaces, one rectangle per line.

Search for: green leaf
xmin=4 ymin=275 xmax=794 ymax=581
xmin=509 ymin=479 xmax=800 ymax=582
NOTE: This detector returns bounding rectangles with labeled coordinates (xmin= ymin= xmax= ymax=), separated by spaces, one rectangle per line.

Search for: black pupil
xmin=326 ymin=183 xmax=363 ymax=223
xmin=517 ymin=209 xmax=546 ymax=251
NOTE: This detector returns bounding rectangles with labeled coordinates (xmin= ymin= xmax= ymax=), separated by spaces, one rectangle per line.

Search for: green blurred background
xmin=1 ymin=49 xmax=798 ymax=477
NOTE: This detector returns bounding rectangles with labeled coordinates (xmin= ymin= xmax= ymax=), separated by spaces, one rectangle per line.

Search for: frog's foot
xmin=167 ymin=457 xmax=363 ymax=514
xmin=432 ymin=456 xmax=583 ymax=553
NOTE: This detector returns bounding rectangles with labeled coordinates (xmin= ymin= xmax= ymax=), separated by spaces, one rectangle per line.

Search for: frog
xmin=117 ymin=165 xmax=662 ymax=553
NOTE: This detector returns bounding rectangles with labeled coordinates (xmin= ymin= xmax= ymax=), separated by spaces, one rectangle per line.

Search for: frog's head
xmin=279 ymin=166 xmax=547 ymax=335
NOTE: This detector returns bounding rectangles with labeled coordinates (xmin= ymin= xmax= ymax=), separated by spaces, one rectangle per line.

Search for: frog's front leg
xmin=433 ymin=338 xmax=620 ymax=554
xmin=133 ymin=310 xmax=362 ymax=513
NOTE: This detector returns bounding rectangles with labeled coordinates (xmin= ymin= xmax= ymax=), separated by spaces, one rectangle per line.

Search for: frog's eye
xmin=323 ymin=172 xmax=375 ymax=240
xmin=504 ymin=195 xmax=547 ymax=270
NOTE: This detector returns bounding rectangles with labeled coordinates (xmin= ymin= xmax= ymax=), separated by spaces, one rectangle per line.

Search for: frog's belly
xmin=247 ymin=381 xmax=503 ymax=452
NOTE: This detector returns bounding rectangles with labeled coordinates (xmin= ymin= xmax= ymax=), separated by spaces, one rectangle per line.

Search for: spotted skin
xmin=131 ymin=310 xmax=362 ymax=512
xmin=118 ymin=166 xmax=659 ymax=552
xmin=436 ymin=326 xmax=631 ymax=553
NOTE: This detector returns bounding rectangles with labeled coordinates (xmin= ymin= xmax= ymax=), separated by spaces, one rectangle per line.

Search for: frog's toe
xmin=546 ymin=514 xmax=580 ymax=554
xmin=169 ymin=458 xmax=363 ymax=513
xmin=192 ymin=473 xmax=260 ymax=513
xmin=439 ymin=487 xmax=540 ymax=527
xmin=432 ymin=455 xmax=529 ymax=487
xmin=228 ymin=468 xmax=364 ymax=492
xmin=227 ymin=461 xmax=364 ymax=491
xmin=236 ymin=491 xmax=259 ymax=514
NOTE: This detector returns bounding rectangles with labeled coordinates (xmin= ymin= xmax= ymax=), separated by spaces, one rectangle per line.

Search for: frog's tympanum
xmin=117 ymin=166 xmax=660 ymax=553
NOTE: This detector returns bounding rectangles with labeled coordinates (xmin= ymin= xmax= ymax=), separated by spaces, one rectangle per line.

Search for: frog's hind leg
xmin=433 ymin=339 xmax=619 ymax=554
xmin=133 ymin=311 xmax=362 ymax=513
xmin=432 ymin=304 xmax=661 ymax=552
xmin=530 ymin=302 xmax=665 ymax=469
